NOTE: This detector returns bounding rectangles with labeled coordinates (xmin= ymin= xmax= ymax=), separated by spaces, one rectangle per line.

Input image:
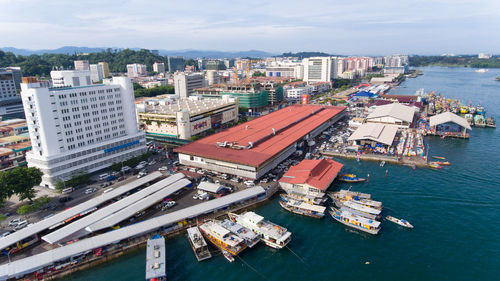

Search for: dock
xmin=186 ymin=227 xmax=212 ymax=261
xmin=146 ymin=235 xmax=166 ymax=281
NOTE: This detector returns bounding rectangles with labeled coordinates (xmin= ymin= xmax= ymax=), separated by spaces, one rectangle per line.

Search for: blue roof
xmin=352 ymin=91 xmax=376 ymax=97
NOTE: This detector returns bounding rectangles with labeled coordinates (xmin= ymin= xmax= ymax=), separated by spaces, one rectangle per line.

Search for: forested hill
xmin=0 ymin=49 xmax=169 ymax=76
xmin=409 ymin=55 xmax=500 ymax=68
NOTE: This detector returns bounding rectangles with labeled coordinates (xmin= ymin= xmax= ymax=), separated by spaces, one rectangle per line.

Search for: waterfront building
xmin=279 ymin=159 xmax=343 ymax=199
xmin=429 ymin=112 xmax=471 ymax=137
xmin=153 ymin=62 xmax=166 ymax=74
xmin=175 ymin=104 xmax=346 ymax=180
xmin=174 ymin=72 xmax=205 ymax=98
xmin=90 ymin=64 xmax=104 ymax=83
xmin=20 ymin=76 xmax=146 ymax=188
xmin=127 ymin=64 xmax=148 ymax=78
xmin=168 ymin=56 xmax=185 ymax=72
xmin=365 ymin=103 xmax=415 ymax=128
xmin=136 ymin=95 xmax=238 ymax=142
xmin=348 ymin=123 xmax=399 ymax=148
xmin=98 ymin=62 xmax=110 ymax=78
xmin=74 ymin=60 xmax=90 ymax=71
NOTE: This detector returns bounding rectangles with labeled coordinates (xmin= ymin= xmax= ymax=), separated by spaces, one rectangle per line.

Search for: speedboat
xmin=338 ymin=174 xmax=366 ymax=183
xmin=386 ymin=216 xmax=413 ymax=229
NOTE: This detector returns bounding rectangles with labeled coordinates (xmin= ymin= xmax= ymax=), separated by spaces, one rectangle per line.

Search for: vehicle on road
xmin=101 ymin=182 xmax=112 ymax=188
xmin=85 ymin=188 xmax=97 ymax=194
xmin=14 ymin=220 xmax=29 ymax=231
xmin=106 ymin=175 xmax=117 ymax=182
xmin=137 ymin=171 xmax=147 ymax=178
xmin=148 ymin=160 xmax=156 ymax=166
xmin=158 ymin=166 xmax=169 ymax=171
xmin=8 ymin=219 xmax=22 ymax=227
xmin=121 ymin=166 xmax=131 ymax=172
xmin=62 ymin=187 xmax=74 ymax=194
xmin=99 ymin=173 xmax=110 ymax=181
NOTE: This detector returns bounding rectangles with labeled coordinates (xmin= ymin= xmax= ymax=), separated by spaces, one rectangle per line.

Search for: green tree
xmin=0 ymin=167 xmax=43 ymax=202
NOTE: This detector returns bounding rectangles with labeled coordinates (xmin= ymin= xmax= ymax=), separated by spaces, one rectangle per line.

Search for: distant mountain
xmin=1 ymin=46 xmax=276 ymax=59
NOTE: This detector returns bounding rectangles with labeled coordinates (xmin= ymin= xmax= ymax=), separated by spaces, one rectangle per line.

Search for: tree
xmin=0 ymin=167 xmax=43 ymax=202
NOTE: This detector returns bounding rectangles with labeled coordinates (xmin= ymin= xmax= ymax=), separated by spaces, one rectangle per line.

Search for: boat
xmin=228 ymin=212 xmax=291 ymax=249
xmin=198 ymin=220 xmax=247 ymax=257
xmin=338 ymin=174 xmax=366 ymax=183
xmin=279 ymin=199 xmax=326 ymax=219
xmin=432 ymin=156 xmax=446 ymax=160
xmin=386 ymin=216 xmax=414 ymax=229
xmin=474 ymin=114 xmax=486 ymax=127
xmin=335 ymin=199 xmax=382 ymax=217
xmin=219 ymin=219 xmax=260 ymax=248
xmin=475 ymin=69 xmax=488 ymax=73
xmin=428 ymin=162 xmax=442 ymax=169
xmin=279 ymin=192 xmax=327 ymax=205
xmin=495 ymin=76 xmax=500 ymax=81
xmin=328 ymin=190 xmax=382 ymax=210
xmin=380 ymin=160 xmax=386 ymax=167
xmin=486 ymin=117 xmax=496 ymax=128
xmin=328 ymin=207 xmax=381 ymax=235
xmin=435 ymin=161 xmax=451 ymax=166
xmin=468 ymin=106 xmax=476 ymax=115
xmin=331 ymin=205 xmax=378 ymax=220
xmin=186 ymin=227 xmax=212 ymax=262
xmin=476 ymin=105 xmax=485 ymax=115
xmin=459 ymin=106 xmax=469 ymax=114
xmin=145 ymin=235 xmax=166 ymax=281
xmin=222 ymin=250 xmax=235 ymax=263
xmin=464 ymin=114 xmax=474 ymax=126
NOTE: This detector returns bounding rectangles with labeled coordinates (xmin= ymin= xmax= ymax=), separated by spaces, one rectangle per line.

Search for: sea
xmin=62 ymin=67 xmax=500 ymax=281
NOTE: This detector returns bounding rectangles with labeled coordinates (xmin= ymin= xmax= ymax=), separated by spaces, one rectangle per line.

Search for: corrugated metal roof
xmin=279 ymin=159 xmax=343 ymax=191
xmin=348 ymin=123 xmax=399 ymax=146
xmin=429 ymin=111 xmax=471 ymax=130
xmin=0 ymin=186 xmax=265 ymax=281
xmin=197 ymin=181 xmax=223 ymax=193
xmin=0 ymin=172 xmax=163 ymax=250
xmin=42 ymin=173 xmax=185 ymax=244
xmin=366 ymin=103 xmax=415 ymax=123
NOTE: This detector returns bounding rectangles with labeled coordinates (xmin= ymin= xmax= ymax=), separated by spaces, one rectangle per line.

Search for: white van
xmin=62 ymin=187 xmax=74 ymax=194
xmin=99 ymin=173 xmax=110 ymax=181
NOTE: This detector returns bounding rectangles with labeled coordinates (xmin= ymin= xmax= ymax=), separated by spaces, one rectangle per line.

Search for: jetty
xmin=186 ymin=227 xmax=212 ymax=261
xmin=146 ymin=235 xmax=166 ymax=281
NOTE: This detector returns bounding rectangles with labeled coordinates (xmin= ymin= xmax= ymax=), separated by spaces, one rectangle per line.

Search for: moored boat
xmin=279 ymin=199 xmax=326 ymax=219
xmin=338 ymin=174 xmax=366 ymax=183
xmin=219 ymin=219 xmax=260 ymax=248
xmin=198 ymin=220 xmax=247 ymax=257
xmin=335 ymin=199 xmax=382 ymax=217
xmin=474 ymin=114 xmax=486 ymax=127
xmin=435 ymin=161 xmax=451 ymax=166
xmin=145 ymin=235 xmax=166 ymax=281
xmin=331 ymin=205 xmax=378 ymax=220
xmin=329 ymin=190 xmax=382 ymax=210
xmin=186 ymin=226 xmax=212 ymax=262
xmin=429 ymin=162 xmax=442 ymax=169
xmin=280 ymin=192 xmax=327 ymax=205
xmin=464 ymin=114 xmax=474 ymax=126
xmin=328 ymin=207 xmax=381 ymax=235
xmin=432 ymin=156 xmax=446 ymax=160
xmin=485 ymin=117 xmax=496 ymax=128
xmin=460 ymin=106 xmax=469 ymax=114
xmin=222 ymin=250 xmax=235 ymax=263
xmin=386 ymin=216 xmax=414 ymax=229
xmin=228 ymin=212 xmax=291 ymax=249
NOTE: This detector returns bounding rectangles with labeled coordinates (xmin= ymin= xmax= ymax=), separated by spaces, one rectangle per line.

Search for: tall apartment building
xmin=153 ymin=62 xmax=166 ymax=74
xmin=168 ymin=56 xmax=185 ymax=72
xmin=50 ymin=70 xmax=92 ymax=87
xmin=74 ymin=60 xmax=90 ymax=71
xmin=302 ymin=57 xmax=337 ymax=83
xmin=90 ymin=64 xmax=104 ymax=83
xmin=126 ymin=64 xmax=147 ymax=78
xmin=98 ymin=62 xmax=110 ymax=78
xmin=174 ymin=72 xmax=204 ymax=98
xmin=384 ymin=55 xmax=409 ymax=67
xmin=0 ymin=67 xmax=22 ymax=89
xmin=0 ymin=70 xmax=25 ymax=119
xmin=20 ymin=75 xmax=146 ymax=188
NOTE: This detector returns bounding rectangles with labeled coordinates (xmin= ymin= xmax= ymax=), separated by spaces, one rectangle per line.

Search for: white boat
xmin=186 ymin=227 xmax=212 ymax=261
xmin=228 ymin=212 xmax=291 ymax=249
xmin=329 ymin=190 xmax=383 ymax=209
xmin=329 ymin=207 xmax=381 ymax=235
xmin=222 ymin=250 xmax=235 ymax=262
xmin=279 ymin=199 xmax=326 ymax=219
xmin=386 ymin=216 xmax=414 ymax=229
xmin=338 ymin=200 xmax=382 ymax=217
xmin=475 ymin=69 xmax=488 ymax=73
xmin=219 ymin=219 xmax=261 ymax=248
xmin=332 ymin=206 xmax=378 ymax=220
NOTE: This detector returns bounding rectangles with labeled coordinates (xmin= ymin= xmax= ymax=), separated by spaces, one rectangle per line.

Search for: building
xmin=265 ymin=66 xmax=295 ymax=79
xmin=279 ymin=159 xmax=343 ymax=199
xmin=98 ymin=62 xmax=110 ymax=78
xmin=50 ymin=70 xmax=92 ymax=87
xmin=174 ymin=104 xmax=347 ymax=180
xmin=220 ymin=91 xmax=268 ymax=109
xmin=429 ymin=112 xmax=471 ymax=138
xmin=74 ymin=60 xmax=90 ymax=71
xmin=89 ymin=64 xmax=104 ymax=83
xmin=136 ymin=96 xmax=238 ymax=142
xmin=302 ymin=57 xmax=336 ymax=83
xmin=348 ymin=123 xmax=399 ymax=147
xmin=285 ymin=86 xmax=313 ymax=102
xmin=478 ymin=53 xmax=491 ymax=59
xmin=153 ymin=62 xmax=166 ymax=74
xmin=127 ymin=64 xmax=148 ymax=78
xmin=384 ymin=55 xmax=409 ymax=67
xmin=205 ymin=70 xmax=220 ymax=86
xmin=0 ymin=67 xmax=22 ymax=89
xmin=20 ymin=76 xmax=146 ymax=188
xmin=384 ymin=66 xmax=408 ymax=75
xmin=168 ymin=56 xmax=185 ymax=72
xmin=174 ymin=72 xmax=204 ymax=98
xmin=0 ymin=70 xmax=19 ymax=101
xmin=1 ymin=69 xmax=25 ymax=119
xmin=365 ymin=103 xmax=415 ymax=128
xmin=0 ymin=119 xmax=31 ymax=171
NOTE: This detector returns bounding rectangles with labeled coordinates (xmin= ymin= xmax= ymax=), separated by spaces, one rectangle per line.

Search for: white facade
xmin=21 ymin=76 xmax=146 ymax=188
xmin=302 ymin=57 xmax=336 ymax=83
xmin=127 ymin=64 xmax=148 ymax=78
xmin=384 ymin=55 xmax=409 ymax=67
xmin=153 ymin=62 xmax=166 ymax=74
xmin=50 ymin=70 xmax=92 ymax=87
xmin=286 ymin=86 xmax=313 ymax=101
xmin=90 ymin=64 xmax=104 ymax=83
xmin=74 ymin=60 xmax=90 ymax=71
xmin=173 ymin=72 xmax=204 ymax=98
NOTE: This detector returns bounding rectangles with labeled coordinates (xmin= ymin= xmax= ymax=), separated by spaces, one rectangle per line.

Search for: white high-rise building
xmin=20 ymin=75 xmax=146 ymax=188
xmin=153 ymin=62 xmax=166 ymax=74
xmin=74 ymin=60 xmax=90 ymax=71
xmin=302 ymin=57 xmax=336 ymax=83
xmin=90 ymin=64 xmax=104 ymax=83
xmin=50 ymin=70 xmax=92 ymax=87
xmin=126 ymin=64 xmax=147 ymax=78
xmin=174 ymin=72 xmax=204 ymax=98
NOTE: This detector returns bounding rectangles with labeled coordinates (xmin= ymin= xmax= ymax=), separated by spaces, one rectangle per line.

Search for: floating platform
xmin=146 ymin=235 xmax=166 ymax=281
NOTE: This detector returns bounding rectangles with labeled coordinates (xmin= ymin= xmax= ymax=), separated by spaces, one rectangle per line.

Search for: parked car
xmin=117 ymin=176 xmax=125 ymax=181
xmin=106 ymin=175 xmax=117 ymax=182
xmin=158 ymin=166 xmax=169 ymax=171
xmin=99 ymin=173 xmax=110 ymax=181
xmin=139 ymin=161 xmax=148 ymax=166
xmin=101 ymin=182 xmax=112 ymax=188
xmin=14 ymin=220 xmax=29 ymax=231
xmin=8 ymin=219 xmax=21 ymax=227
xmin=121 ymin=166 xmax=131 ymax=172
xmin=148 ymin=160 xmax=156 ymax=166
xmin=62 ymin=187 xmax=74 ymax=194
xmin=135 ymin=164 xmax=145 ymax=170
xmin=137 ymin=171 xmax=147 ymax=178
xmin=85 ymin=188 xmax=97 ymax=194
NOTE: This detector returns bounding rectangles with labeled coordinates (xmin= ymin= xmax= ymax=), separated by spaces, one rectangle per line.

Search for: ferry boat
xmin=334 ymin=199 xmax=382 ymax=217
xmin=228 ymin=212 xmax=291 ymax=249
xmin=329 ymin=207 xmax=381 ymax=235
xmin=338 ymin=174 xmax=366 ymax=183
xmin=386 ymin=216 xmax=414 ymax=229
xmin=280 ymin=192 xmax=327 ymax=206
xmin=331 ymin=205 xmax=378 ymax=220
xmin=198 ymin=220 xmax=247 ymax=257
xmin=186 ymin=227 xmax=212 ymax=262
xmin=279 ymin=198 xmax=326 ymax=219
xmin=486 ymin=117 xmax=496 ymax=128
xmin=329 ymin=190 xmax=382 ymax=210
xmin=145 ymin=235 xmax=166 ymax=281
xmin=220 ymin=219 xmax=260 ymax=248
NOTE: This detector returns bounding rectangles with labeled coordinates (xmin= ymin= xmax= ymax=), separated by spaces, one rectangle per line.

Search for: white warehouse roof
xmin=348 ymin=123 xmax=399 ymax=146
xmin=197 ymin=181 xmax=224 ymax=193
xmin=429 ymin=111 xmax=471 ymax=130
xmin=366 ymin=103 xmax=415 ymax=123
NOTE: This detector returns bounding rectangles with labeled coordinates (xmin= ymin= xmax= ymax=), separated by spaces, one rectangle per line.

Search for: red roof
xmin=279 ymin=159 xmax=343 ymax=191
xmin=174 ymin=105 xmax=346 ymax=167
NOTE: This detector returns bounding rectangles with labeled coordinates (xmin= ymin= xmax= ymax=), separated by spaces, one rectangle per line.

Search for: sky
xmin=0 ymin=0 xmax=499 ymax=55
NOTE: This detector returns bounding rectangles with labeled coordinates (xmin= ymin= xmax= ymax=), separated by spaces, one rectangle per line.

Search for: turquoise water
xmin=63 ymin=67 xmax=500 ymax=281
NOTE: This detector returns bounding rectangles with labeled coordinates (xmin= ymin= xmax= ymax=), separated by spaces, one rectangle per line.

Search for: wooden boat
xmin=386 ymin=216 xmax=413 ymax=229
xmin=328 ymin=207 xmax=381 ymax=235
xmin=222 ymin=250 xmax=235 ymax=262
xmin=329 ymin=190 xmax=382 ymax=210
xmin=229 ymin=212 xmax=291 ymax=249
xmin=331 ymin=206 xmax=378 ymax=220
xmin=145 ymin=235 xmax=166 ymax=281
xmin=486 ymin=117 xmax=496 ymax=128
xmin=432 ymin=156 xmax=446 ymax=160
xmin=338 ymin=174 xmax=366 ymax=183
xmin=198 ymin=220 xmax=247 ymax=257
xmin=280 ymin=193 xmax=327 ymax=206
xmin=186 ymin=227 xmax=212 ymax=262
xmin=428 ymin=162 xmax=442 ymax=169
xmin=335 ymin=199 xmax=382 ymax=217
xmin=220 ymin=219 xmax=260 ymax=248
xmin=279 ymin=199 xmax=326 ymax=219
xmin=435 ymin=161 xmax=451 ymax=166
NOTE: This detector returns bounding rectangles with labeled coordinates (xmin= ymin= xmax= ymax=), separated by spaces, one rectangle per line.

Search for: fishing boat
xmin=219 ymin=219 xmax=260 ymax=248
xmin=329 ymin=190 xmax=382 ymax=210
xmin=280 ymin=193 xmax=327 ymax=206
xmin=495 ymin=76 xmax=500 ymax=81
xmin=386 ymin=216 xmax=414 ymax=229
xmin=228 ymin=212 xmax=291 ymax=249
xmin=329 ymin=207 xmax=381 ymax=235
xmin=432 ymin=156 xmax=446 ymax=160
xmin=331 ymin=205 xmax=378 ymax=220
xmin=380 ymin=160 xmax=386 ymax=167
xmin=474 ymin=114 xmax=486 ymax=127
xmin=476 ymin=105 xmax=485 ymax=115
xmin=428 ymin=162 xmax=442 ymax=169
xmin=222 ymin=250 xmax=235 ymax=263
xmin=459 ymin=106 xmax=469 ymax=114
xmin=475 ymin=69 xmax=488 ymax=73
xmin=279 ymin=199 xmax=326 ymax=219
xmin=464 ymin=114 xmax=474 ymax=126
xmin=486 ymin=117 xmax=496 ymax=128
xmin=338 ymin=174 xmax=366 ymax=183
xmin=468 ymin=106 xmax=476 ymax=115
xmin=186 ymin=227 xmax=212 ymax=262
xmin=335 ymin=199 xmax=382 ymax=217
xmin=435 ymin=161 xmax=451 ymax=166
xmin=198 ymin=220 xmax=247 ymax=258
xmin=145 ymin=235 xmax=166 ymax=281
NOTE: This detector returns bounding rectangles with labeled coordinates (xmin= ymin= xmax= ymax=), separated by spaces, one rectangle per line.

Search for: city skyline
xmin=1 ymin=0 xmax=499 ymax=55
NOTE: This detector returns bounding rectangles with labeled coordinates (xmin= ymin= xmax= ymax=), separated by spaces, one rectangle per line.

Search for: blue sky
xmin=0 ymin=0 xmax=499 ymax=55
